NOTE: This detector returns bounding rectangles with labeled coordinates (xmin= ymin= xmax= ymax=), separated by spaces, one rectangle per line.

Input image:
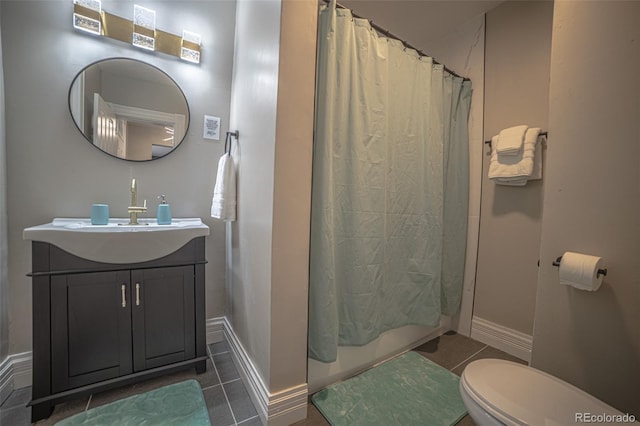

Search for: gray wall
xmin=532 ymin=1 xmax=640 ymax=416
xmin=229 ymin=0 xmax=280 ymax=387
xmin=426 ymin=14 xmax=485 ymax=336
xmin=474 ymin=1 xmax=553 ymax=335
xmin=2 ymin=0 xmax=236 ymax=354
xmin=229 ymin=0 xmax=315 ymax=401
xmin=269 ymin=0 xmax=315 ymax=394
xmin=0 ymin=5 xmax=8 ymax=362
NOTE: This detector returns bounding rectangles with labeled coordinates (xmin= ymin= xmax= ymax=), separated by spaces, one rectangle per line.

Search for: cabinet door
xmin=51 ymin=271 xmax=133 ymax=393
xmin=131 ymin=266 xmax=195 ymax=371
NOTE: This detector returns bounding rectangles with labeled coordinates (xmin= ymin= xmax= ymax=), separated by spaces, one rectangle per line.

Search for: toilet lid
xmin=461 ymin=359 xmax=627 ymax=426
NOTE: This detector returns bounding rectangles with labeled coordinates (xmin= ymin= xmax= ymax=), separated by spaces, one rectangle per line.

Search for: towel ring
xmin=225 ymin=130 xmax=239 ymax=155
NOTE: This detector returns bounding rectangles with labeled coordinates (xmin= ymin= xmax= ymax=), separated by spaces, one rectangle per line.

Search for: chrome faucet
xmin=127 ymin=178 xmax=147 ymax=225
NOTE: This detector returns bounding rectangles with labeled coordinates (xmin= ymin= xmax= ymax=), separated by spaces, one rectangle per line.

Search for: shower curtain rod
xmin=323 ymin=0 xmax=470 ymax=81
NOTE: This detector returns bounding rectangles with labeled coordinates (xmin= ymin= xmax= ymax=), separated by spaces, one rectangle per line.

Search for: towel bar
xmin=484 ymin=131 xmax=547 ymax=147
xmin=552 ymin=255 xmax=607 ymax=277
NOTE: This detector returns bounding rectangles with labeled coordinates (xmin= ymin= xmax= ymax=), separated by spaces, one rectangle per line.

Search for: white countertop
xmin=23 ymin=218 xmax=210 ymax=264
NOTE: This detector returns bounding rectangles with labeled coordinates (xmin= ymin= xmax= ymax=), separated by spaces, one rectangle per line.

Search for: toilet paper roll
xmin=559 ymin=252 xmax=604 ymax=291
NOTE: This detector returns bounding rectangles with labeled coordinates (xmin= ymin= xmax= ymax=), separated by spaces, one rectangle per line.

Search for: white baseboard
xmin=10 ymin=352 xmax=32 ymax=389
xmin=222 ymin=317 xmax=308 ymax=426
xmin=0 ymin=351 xmax=33 ymax=405
xmin=0 ymin=355 xmax=14 ymax=405
xmin=470 ymin=316 xmax=532 ymax=363
xmin=206 ymin=317 xmax=226 ymax=345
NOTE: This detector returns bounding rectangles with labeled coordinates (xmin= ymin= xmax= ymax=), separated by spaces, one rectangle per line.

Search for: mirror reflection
xmin=69 ymin=58 xmax=189 ymax=161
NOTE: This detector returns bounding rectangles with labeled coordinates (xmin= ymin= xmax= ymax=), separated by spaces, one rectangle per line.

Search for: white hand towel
xmin=496 ymin=125 xmax=528 ymax=155
xmin=211 ymin=153 xmax=236 ymax=221
xmin=489 ymin=128 xmax=541 ymax=185
xmin=528 ymin=134 xmax=543 ymax=180
xmin=494 ymin=177 xmax=528 ymax=186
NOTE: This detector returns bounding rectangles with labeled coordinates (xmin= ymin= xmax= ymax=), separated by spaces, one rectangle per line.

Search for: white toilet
xmin=459 ymin=359 xmax=637 ymax=425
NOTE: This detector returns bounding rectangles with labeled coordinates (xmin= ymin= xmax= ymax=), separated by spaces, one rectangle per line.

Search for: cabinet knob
xmin=121 ymin=284 xmax=126 ymax=308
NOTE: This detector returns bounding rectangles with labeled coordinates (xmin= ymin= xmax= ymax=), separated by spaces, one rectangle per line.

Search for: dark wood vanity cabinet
xmin=50 ymin=270 xmax=134 ymax=393
xmin=50 ymin=266 xmax=196 ymax=393
xmin=130 ymin=266 xmax=196 ymax=371
xmin=29 ymin=238 xmax=207 ymax=422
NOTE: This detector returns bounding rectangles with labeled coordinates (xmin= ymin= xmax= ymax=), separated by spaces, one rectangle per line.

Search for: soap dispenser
xmin=157 ymin=195 xmax=172 ymax=225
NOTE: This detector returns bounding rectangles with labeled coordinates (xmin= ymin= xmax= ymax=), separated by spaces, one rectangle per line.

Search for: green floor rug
xmin=312 ymin=352 xmax=467 ymax=426
xmin=56 ymin=379 xmax=210 ymax=426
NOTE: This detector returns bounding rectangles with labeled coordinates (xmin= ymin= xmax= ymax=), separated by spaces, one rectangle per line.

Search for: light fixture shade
xmin=73 ymin=0 xmax=102 ymax=35
xmin=71 ymin=2 xmax=201 ymax=65
xmin=132 ymin=5 xmax=156 ymax=51
xmin=181 ymin=30 xmax=201 ymax=63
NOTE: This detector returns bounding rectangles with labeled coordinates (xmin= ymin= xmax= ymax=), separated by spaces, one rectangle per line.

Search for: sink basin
xmin=23 ymin=218 xmax=210 ymax=264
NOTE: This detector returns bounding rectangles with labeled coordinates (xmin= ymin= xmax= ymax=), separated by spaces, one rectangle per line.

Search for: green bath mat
xmin=312 ymin=352 xmax=467 ymax=425
xmin=55 ymin=379 xmax=210 ymax=426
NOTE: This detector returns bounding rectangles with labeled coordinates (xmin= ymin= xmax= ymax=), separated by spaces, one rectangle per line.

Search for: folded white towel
xmin=493 ymin=178 xmax=528 ymax=186
xmin=528 ymin=135 xmax=543 ymax=180
xmin=489 ymin=128 xmax=542 ymax=185
xmin=211 ymin=153 xmax=236 ymax=221
xmin=496 ymin=125 xmax=528 ymax=155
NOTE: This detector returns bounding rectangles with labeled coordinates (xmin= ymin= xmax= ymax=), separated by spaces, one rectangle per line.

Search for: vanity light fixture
xmin=181 ymin=30 xmax=202 ymax=64
xmin=132 ymin=5 xmax=156 ymax=51
xmin=73 ymin=0 xmax=102 ymax=35
xmin=70 ymin=1 xmax=202 ymax=64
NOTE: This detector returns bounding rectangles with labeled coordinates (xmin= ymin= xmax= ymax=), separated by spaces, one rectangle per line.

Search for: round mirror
xmin=69 ymin=58 xmax=190 ymax=161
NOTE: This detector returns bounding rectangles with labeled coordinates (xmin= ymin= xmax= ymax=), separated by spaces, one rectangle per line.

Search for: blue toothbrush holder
xmin=91 ymin=204 xmax=109 ymax=225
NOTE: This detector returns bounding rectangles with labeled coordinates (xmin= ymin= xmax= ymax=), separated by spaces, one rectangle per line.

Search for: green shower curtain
xmin=309 ymin=1 xmax=472 ymax=363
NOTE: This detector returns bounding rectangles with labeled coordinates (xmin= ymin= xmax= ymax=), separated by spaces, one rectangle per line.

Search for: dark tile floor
xmin=0 ymin=332 xmax=524 ymax=425
xmin=0 ymin=341 xmax=260 ymax=426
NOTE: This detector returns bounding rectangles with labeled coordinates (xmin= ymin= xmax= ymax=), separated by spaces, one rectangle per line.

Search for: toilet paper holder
xmin=552 ymin=256 xmax=607 ymax=277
